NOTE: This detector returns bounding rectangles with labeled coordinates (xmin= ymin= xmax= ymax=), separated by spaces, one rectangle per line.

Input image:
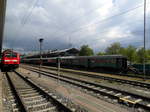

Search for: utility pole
xmin=57 ymin=56 xmax=60 ymax=84
xmin=143 ymin=0 xmax=146 ymax=79
xmin=39 ymin=38 xmax=44 ymax=78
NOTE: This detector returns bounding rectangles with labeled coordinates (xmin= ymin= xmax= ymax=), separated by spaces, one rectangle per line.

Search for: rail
xmin=23 ymin=66 xmax=150 ymax=111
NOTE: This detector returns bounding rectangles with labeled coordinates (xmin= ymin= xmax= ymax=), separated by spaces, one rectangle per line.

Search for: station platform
xmin=0 ymin=71 xmax=3 ymax=111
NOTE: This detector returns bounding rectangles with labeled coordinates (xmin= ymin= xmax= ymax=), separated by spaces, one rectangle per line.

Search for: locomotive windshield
xmin=5 ymin=53 xmax=17 ymax=57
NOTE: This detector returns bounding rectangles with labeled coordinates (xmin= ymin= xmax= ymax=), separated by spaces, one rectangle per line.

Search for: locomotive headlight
xmin=4 ymin=60 xmax=10 ymax=62
xmin=4 ymin=60 xmax=17 ymax=62
xmin=13 ymin=60 xmax=17 ymax=62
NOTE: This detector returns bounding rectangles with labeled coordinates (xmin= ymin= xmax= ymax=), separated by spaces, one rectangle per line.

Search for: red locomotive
xmin=1 ymin=49 xmax=20 ymax=71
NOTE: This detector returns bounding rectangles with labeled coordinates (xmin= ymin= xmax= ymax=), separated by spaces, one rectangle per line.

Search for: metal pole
xmin=57 ymin=57 xmax=60 ymax=84
xmin=39 ymin=38 xmax=44 ymax=78
xmin=143 ymin=0 xmax=146 ymax=79
xmin=39 ymin=41 xmax=41 ymax=78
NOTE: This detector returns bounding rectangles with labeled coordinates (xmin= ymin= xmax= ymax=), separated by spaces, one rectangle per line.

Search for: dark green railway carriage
xmin=61 ymin=58 xmax=72 ymax=66
xmin=60 ymin=55 xmax=127 ymax=70
xmin=22 ymin=55 xmax=127 ymax=71
xmin=60 ymin=56 xmax=88 ymax=67
xmin=89 ymin=55 xmax=126 ymax=70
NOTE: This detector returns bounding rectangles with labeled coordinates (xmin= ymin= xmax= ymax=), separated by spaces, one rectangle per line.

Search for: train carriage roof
xmin=23 ymin=55 xmax=127 ymax=61
xmin=60 ymin=55 xmax=127 ymax=59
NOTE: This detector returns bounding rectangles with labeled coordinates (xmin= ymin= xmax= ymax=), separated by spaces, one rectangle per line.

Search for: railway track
xmin=22 ymin=64 xmax=150 ymax=89
xmin=4 ymin=71 xmax=87 ymax=112
xmin=3 ymin=73 xmax=21 ymax=112
xmin=23 ymin=66 xmax=150 ymax=111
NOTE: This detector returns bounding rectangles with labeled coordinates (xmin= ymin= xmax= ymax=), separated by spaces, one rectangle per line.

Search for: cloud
xmin=106 ymin=26 xmax=132 ymax=39
xmin=3 ymin=0 xmax=149 ymax=53
xmin=96 ymin=1 xmax=115 ymax=18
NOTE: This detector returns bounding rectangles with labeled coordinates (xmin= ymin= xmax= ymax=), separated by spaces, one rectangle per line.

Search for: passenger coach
xmin=23 ymin=55 xmax=127 ymax=72
xmin=60 ymin=55 xmax=127 ymax=71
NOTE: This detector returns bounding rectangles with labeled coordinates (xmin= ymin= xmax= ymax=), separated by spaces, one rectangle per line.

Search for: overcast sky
xmin=3 ymin=0 xmax=150 ymax=53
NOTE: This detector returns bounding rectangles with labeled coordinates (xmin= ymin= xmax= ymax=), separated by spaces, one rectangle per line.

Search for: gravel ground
xmin=17 ymin=68 xmax=131 ymax=112
xmin=21 ymin=64 xmax=150 ymax=98
xmin=22 ymin=64 xmax=150 ymax=83
xmin=0 ymin=72 xmax=3 ymax=112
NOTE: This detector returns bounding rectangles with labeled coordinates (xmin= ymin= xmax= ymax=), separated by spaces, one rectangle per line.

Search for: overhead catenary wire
xmin=59 ymin=2 xmax=150 ymax=50
xmin=56 ymin=3 xmax=145 ymax=39
xmin=68 ymin=2 xmax=148 ymax=39
xmin=40 ymin=3 xmax=148 ymax=51
xmin=39 ymin=3 xmax=109 ymax=39
xmin=20 ymin=2 xmax=146 ymax=39
xmin=30 ymin=2 xmax=146 ymax=44
xmin=7 ymin=1 xmax=150 ymax=53
xmin=73 ymin=27 xmax=150 ymax=48
xmin=6 ymin=0 xmax=38 ymax=49
xmin=21 ymin=0 xmax=39 ymax=26
xmin=9 ymin=0 xmax=40 ymax=52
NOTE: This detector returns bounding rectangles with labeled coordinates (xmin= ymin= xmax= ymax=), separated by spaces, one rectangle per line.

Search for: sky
xmin=3 ymin=0 xmax=150 ymax=53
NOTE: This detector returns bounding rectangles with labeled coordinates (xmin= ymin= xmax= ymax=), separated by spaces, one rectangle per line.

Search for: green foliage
xmin=106 ymin=44 xmax=137 ymax=63
xmin=147 ymin=49 xmax=150 ymax=63
xmin=105 ymin=42 xmax=122 ymax=54
xmin=79 ymin=45 xmax=94 ymax=56
xmin=124 ymin=45 xmax=137 ymax=63
xmin=97 ymin=52 xmax=105 ymax=56
xmin=136 ymin=48 xmax=148 ymax=63
xmin=96 ymin=42 xmax=150 ymax=64
xmin=147 ymin=49 xmax=150 ymax=55
xmin=118 ymin=47 xmax=126 ymax=56
xmin=79 ymin=42 xmax=150 ymax=64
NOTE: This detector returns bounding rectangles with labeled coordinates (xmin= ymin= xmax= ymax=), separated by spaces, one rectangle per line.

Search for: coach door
xmin=122 ymin=58 xmax=127 ymax=69
xmin=116 ymin=58 xmax=122 ymax=69
xmin=87 ymin=58 xmax=90 ymax=68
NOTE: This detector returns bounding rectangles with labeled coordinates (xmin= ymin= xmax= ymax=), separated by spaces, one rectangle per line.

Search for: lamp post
xmin=39 ymin=38 xmax=44 ymax=78
xmin=143 ymin=0 xmax=146 ymax=79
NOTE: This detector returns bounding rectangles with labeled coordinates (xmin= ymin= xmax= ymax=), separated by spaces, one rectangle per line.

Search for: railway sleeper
xmin=27 ymin=102 xmax=51 ymax=108
xmin=19 ymin=90 xmax=38 ymax=94
xmin=30 ymin=68 xmax=150 ymax=110
xmin=26 ymin=100 xmax=49 ymax=106
xmin=25 ymin=98 xmax=47 ymax=104
xmin=118 ymin=97 xmax=150 ymax=110
xmin=12 ymin=108 xmax=19 ymax=112
xmin=17 ymin=88 xmax=35 ymax=91
xmin=46 ymin=71 xmax=150 ymax=110
xmin=28 ymin=103 xmax=55 ymax=111
xmin=4 ymin=73 xmax=22 ymax=112
xmin=147 ymin=104 xmax=150 ymax=107
xmin=20 ymin=92 xmax=40 ymax=97
xmin=34 ymin=106 xmax=57 ymax=112
xmin=24 ymin=95 xmax=43 ymax=100
xmin=16 ymin=86 xmax=32 ymax=89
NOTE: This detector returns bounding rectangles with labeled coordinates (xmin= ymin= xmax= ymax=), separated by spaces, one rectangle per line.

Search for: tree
xmin=97 ymin=52 xmax=105 ymax=56
xmin=136 ymin=48 xmax=148 ymax=63
xmin=118 ymin=47 xmax=126 ymax=56
xmin=105 ymin=42 xmax=122 ymax=54
xmin=147 ymin=49 xmax=150 ymax=63
xmin=124 ymin=45 xmax=137 ymax=63
xmin=79 ymin=45 xmax=94 ymax=56
xmin=147 ymin=49 xmax=150 ymax=55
